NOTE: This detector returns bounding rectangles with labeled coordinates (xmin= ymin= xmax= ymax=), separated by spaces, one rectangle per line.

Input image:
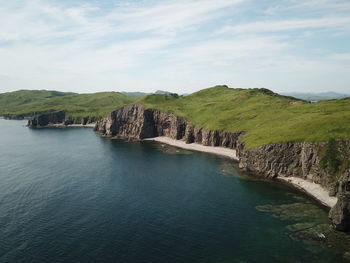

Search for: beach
xmin=279 ymin=176 xmax=337 ymax=208
xmin=144 ymin=136 xmax=239 ymax=160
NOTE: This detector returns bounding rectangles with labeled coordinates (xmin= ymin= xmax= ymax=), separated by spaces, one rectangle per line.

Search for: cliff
xmin=27 ymin=111 xmax=97 ymax=127
xmin=94 ymin=104 xmax=243 ymax=147
xmin=95 ymin=104 xmax=350 ymax=232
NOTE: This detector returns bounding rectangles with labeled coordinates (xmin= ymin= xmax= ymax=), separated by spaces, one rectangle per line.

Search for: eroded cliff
xmin=27 ymin=111 xmax=97 ymax=127
xmin=94 ymin=104 xmax=243 ymax=148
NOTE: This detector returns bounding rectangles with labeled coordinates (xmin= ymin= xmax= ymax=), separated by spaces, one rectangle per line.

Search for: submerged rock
xmin=257 ymin=202 xmax=350 ymax=258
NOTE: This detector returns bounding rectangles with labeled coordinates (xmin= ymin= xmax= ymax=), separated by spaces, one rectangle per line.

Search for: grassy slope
xmin=0 ymin=90 xmax=137 ymax=119
xmin=138 ymin=86 xmax=350 ymax=148
xmin=0 ymin=90 xmax=76 ymax=114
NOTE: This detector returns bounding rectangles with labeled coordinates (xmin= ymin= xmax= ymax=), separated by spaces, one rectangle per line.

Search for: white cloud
xmin=328 ymin=53 xmax=350 ymax=61
xmin=0 ymin=0 xmax=349 ymax=94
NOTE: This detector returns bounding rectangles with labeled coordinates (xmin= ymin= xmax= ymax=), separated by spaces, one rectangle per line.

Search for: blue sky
xmin=0 ymin=0 xmax=349 ymax=94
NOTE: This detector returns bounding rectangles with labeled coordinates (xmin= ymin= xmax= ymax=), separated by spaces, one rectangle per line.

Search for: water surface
xmin=0 ymin=119 xmax=348 ymax=262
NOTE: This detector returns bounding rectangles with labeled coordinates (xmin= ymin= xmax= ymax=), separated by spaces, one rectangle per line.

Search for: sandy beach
xmin=144 ymin=136 xmax=239 ymax=160
xmin=279 ymin=176 xmax=337 ymax=207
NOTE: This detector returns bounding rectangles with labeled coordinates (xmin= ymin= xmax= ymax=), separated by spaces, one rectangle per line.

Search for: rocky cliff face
xmin=95 ymin=104 xmax=350 ymax=231
xmin=94 ymin=104 xmax=243 ymax=148
xmin=27 ymin=111 xmax=97 ymax=127
xmin=237 ymin=142 xmax=329 ymax=183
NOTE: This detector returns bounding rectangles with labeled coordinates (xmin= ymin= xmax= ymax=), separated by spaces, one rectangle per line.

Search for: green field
xmin=1 ymin=86 xmax=349 ymax=148
xmin=0 ymin=90 xmax=137 ymax=119
xmin=137 ymin=86 xmax=350 ymax=148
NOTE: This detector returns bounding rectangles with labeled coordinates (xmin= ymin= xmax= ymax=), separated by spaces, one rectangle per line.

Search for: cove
xmin=0 ymin=119 xmax=349 ymax=262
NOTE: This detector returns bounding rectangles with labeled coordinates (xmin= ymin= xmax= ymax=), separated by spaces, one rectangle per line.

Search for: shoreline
xmin=145 ymin=136 xmax=336 ymax=208
xmin=144 ymin=136 xmax=238 ymax=160
xmin=46 ymin=123 xmax=95 ymax=128
xmin=278 ymin=176 xmax=337 ymax=208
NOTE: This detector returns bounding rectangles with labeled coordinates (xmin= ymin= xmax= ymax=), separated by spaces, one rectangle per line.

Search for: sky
xmin=0 ymin=0 xmax=349 ymax=94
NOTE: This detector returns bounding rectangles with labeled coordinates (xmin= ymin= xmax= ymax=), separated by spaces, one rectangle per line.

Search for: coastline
xmin=144 ymin=136 xmax=239 ymax=160
xmin=145 ymin=136 xmax=336 ymax=209
xmin=46 ymin=123 xmax=96 ymax=128
xmin=278 ymin=176 xmax=337 ymax=208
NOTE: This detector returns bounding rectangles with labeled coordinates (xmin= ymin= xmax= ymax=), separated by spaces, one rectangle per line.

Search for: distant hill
xmin=121 ymin=91 xmax=149 ymax=97
xmin=282 ymin=92 xmax=350 ymax=101
xmin=138 ymin=85 xmax=350 ymax=148
xmin=154 ymin=90 xmax=172 ymax=95
xmin=121 ymin=90 xmax=175 ymax=97
xmin=0 ymin=90 xmax=137 ymax=119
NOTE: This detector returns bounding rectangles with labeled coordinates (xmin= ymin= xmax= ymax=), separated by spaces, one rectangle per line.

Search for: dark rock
xmin=94 ymin=104 xmax=243 ymax=147
xmin=329 ymin=194 xmax=350 ymax=231
xmin=27 ymin=111 xmax=65 ymax=127
xmin=27 ymin=112 xmax=98 ymax=127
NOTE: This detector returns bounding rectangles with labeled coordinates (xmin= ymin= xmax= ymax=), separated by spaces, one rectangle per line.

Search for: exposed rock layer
xmin=94 ymin=104 xmax=243 ymax=148
xmin=94 ymin=104 xmax=350 ymax=231
xmin=27 ymin=111 xmax=96 ymax=127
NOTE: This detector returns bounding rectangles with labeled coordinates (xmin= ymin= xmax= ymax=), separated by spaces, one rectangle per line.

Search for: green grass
xmin=137 ymin=85 xmax=350 ymax=148
xmin=0 ymin=90 xmax=76 ymax=114
xmin=0 ymin=90 xmax=137 ymax=119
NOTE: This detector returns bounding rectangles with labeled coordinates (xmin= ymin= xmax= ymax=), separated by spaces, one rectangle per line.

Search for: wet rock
xmin=27 ymin=111 xmax=65 ymax=127
xmin=27 ymin=111 xmax=97 ymax=127
xmin=329 ymin=194 xmax=350 ymax=231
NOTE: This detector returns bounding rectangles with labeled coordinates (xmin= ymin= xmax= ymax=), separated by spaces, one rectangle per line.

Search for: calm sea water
xmin=0 ymin=119 xmax=347 ymax=263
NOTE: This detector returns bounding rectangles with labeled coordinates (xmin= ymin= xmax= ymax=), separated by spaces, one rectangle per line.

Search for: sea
xmin=0 ymin=119 xmax=348 ymax=263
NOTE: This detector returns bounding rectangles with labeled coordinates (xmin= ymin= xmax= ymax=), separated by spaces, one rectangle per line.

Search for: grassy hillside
xmin=0 ymin=90 xmax=137 ymax=119
xmin=138 ymin=86 xmax=350 ymax=148
xmin=0 ymin=90 xmax=76 ymax=114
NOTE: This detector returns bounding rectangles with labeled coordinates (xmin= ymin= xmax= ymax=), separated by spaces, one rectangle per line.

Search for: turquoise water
xmin=0 ymin=119 xmax=348 ymax=262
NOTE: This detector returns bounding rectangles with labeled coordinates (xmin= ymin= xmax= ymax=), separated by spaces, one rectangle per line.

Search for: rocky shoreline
xmin=27 ymin=111 xmax=97 ymax=127
xmin=93 ymin=104 xmax=350 ymax=232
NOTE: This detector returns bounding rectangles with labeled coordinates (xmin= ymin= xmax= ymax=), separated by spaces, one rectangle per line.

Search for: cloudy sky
xmin=0 ymin=0 xmax=349 ymax=94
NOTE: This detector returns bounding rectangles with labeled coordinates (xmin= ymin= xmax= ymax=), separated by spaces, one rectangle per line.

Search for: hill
xmin=137 ymin=85 xmax=350 ymax=148
xmin=0 ymin=90 xmax=137 ymax=120
xmin=0 ymin=90 xmax=76 ymax=115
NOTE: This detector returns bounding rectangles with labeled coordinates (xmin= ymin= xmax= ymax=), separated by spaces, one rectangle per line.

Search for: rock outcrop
xmin=95 ymin=104 xmax=350 ymax=231
xmin=94 ymin=104 xmax=243 ymax=148
xmin=237 ymin=142 xmax=330 ymax=183
xmin=329 ymin=194 xmax=350 ymax=231
xmin=27 ymin=111 xmax=96 ymax=127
